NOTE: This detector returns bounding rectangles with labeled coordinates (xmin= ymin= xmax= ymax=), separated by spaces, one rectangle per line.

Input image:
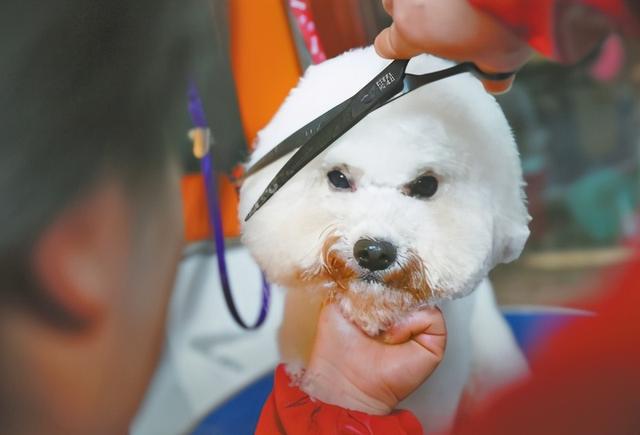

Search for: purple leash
xmin=188 ymin=82 xmax=270 ymax=330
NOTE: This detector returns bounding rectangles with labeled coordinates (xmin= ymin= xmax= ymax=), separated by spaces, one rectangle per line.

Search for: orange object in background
xmin=230 ymin=0 xmax=302 ymax=145
xmin=181 ymin=174 xmax=242 ymax=242
xmin=182 ymin=174 xmax=209 ymax=242
xmin=182 ymin=0 xmax=301 ymax=242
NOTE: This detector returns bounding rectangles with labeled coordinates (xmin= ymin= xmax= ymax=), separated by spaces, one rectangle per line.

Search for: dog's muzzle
xmin=310 ymin=233 xmax=433 ymax=334
xmin=314 ymin=234 xmax=432 ymax=302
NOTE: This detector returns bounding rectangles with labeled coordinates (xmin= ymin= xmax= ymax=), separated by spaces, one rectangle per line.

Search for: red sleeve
xmin=256 ymin=365 xmax=424 ymax=435
xmin=469 ymin=0 xmax=639 ymax=62
xmin=452 ymin=255 xmax=640 ymax=435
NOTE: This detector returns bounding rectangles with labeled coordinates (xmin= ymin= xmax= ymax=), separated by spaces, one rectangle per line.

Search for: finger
xmin=374 ymin=24 xmax=424 ymax=59
xmin=382 ymin=307 xmax=445 ymax=344
xmin=412 ymin=330 xmax=447 ymax=360
xmin=380 ymin=336 xmax=446 ymax=399
xmin=383 ymin=311 xmax=447 ymax=383
xmin=482 ymin=75 xmax=515 ymax=94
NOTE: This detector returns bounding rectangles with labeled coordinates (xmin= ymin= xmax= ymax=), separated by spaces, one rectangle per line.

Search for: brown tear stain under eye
xmin=294 ymin=235 xmax=356 ymax=291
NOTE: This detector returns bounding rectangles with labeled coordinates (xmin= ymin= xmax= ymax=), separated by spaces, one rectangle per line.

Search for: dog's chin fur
xmin=332 ymin=282 xmax=428 ymax=336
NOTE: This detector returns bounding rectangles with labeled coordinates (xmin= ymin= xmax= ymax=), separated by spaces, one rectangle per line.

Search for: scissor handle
xmin=464 ymin=62 xmax=516 ymax=81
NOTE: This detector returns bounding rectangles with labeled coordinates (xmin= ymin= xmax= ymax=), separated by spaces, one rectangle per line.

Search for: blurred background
xmin=491 ymin=36 xmax=639 ymax=307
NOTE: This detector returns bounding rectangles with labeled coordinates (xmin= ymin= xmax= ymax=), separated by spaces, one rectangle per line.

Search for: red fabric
xmin=469 ymin=0 xmax=639 ymax=61
xmin=288 ymin=0 xmax=327 ymax=64
xmin=255 ymin=365 xmax=423 ymax=435
xmin=452 ymin=256 xmax=640 ymax=435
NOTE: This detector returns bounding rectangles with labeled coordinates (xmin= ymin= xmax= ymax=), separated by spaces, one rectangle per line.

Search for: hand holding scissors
xmin=374 ymin=0 xmax=532 ymax=94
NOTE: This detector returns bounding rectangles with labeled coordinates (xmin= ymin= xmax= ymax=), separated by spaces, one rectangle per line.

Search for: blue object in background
xmin=191 ymin=374 xmax=273 ymax=435
xmin=192 ymin=306 xmax=591 ymax=435
xmin=501 ymin=306 xmax=591 ymax=360
xmin=566 ymin=168 xmax=637 ymax=243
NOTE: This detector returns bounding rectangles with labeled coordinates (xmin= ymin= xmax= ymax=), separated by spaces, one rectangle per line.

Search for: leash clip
xmin=189 ymin=127 xmax=212 ymax=159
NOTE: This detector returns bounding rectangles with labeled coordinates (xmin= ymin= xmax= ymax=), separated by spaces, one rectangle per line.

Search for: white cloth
xmin=131 ymin=246 xmax=284 ymax=435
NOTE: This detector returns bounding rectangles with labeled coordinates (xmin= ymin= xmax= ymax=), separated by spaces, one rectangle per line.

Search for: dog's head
xmin=240 ymin=48 xmax=529 ymax=333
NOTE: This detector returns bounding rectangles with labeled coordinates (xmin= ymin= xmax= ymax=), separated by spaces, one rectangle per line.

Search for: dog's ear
xmin=492 ymin=216 xmax=530 ymax=265
xmin=490 ymin=192 xmax=531 ymax=266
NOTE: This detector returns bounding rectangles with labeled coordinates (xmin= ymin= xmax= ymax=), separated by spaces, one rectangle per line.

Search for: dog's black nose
xmin=353 ymin=239 xmax=397 ymax=271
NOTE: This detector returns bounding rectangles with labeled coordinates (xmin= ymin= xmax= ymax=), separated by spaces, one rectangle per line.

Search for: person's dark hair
xmin=0 ymin=1 xmax=200 ymax=321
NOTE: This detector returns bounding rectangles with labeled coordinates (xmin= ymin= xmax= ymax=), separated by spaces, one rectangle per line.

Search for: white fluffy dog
xmin=239 ymin=47 xmax=530 ymax=433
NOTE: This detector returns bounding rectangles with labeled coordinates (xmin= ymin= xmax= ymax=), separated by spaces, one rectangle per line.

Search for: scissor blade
xmin=242 ymin=98 xmax=350 ymax=179
xmin=245 ymin=59 xmax=409 ymax=221
xmin=244 ymin=62 xmax=515 ymax=181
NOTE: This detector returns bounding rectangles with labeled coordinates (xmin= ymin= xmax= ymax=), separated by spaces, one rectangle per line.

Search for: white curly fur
xmin=239 ymin=47 xmax=530 ymax=433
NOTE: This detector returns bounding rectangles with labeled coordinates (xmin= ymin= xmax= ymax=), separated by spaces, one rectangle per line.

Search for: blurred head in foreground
xmin=0 ymin=2 xmax=192 ymax=433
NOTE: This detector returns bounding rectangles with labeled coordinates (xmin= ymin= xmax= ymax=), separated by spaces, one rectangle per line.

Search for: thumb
xmin=481 ymin=75 xmax=515 ymax=94
xmin=374 ymin=24 xmax=424 ymax=59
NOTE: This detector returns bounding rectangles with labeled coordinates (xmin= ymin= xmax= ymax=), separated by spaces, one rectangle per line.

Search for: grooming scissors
xmin=244 ymin=59 xmax=514 ymax=221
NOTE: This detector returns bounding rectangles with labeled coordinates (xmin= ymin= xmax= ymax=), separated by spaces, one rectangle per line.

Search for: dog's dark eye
xmin=327 ymin=170 xmax=351 ymax=190
xmin=407 ymin=175 xmax=438 ymax=199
